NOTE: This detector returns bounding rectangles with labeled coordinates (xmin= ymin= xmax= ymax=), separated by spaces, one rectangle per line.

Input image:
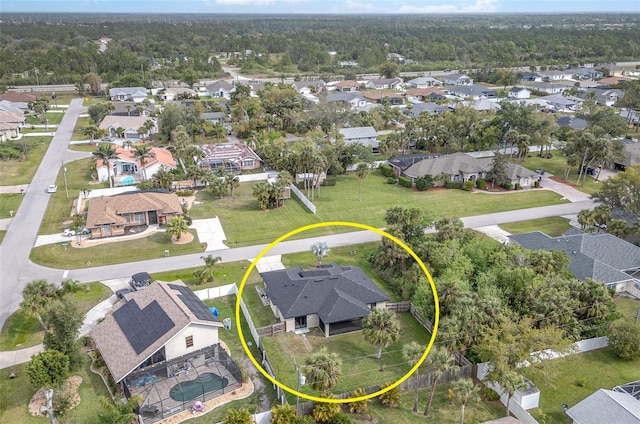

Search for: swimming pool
xmin=169 ymin=373 xmax=229 ymax=402
xmin=120 ymin=175 xmax=135 ymax=186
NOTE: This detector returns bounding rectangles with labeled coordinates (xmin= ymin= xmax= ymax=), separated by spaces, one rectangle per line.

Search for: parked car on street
xmin=47 ymin=184 xmax=58 ymax=193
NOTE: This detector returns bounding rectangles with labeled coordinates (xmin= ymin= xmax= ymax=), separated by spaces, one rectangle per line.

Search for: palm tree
xmin=222 ymin=408 xmax=252 ymax=424
xmin=166 ymin=216 xmax=189 ymax=241
xmin=453 ymin=378 xmax=480 ymax=424
xmin=302 ymin=347 xmax=343 ymax=393
xmin=186 ymin=165 xmax=204 ymax=188
xmin=92 ymin=143 xmax=118 ymax=188
xmin=271 ymin=403 xmax=297 ymax=424
xmin=310 ymin=241 xmax=330 ymax=267
xmin=355 ymin=163 xmax=369 ymax=201
xmin=498 ymin=371 xmax=528 ymax=417
xmin=577 ymin=208 xmax=595 ymax=230
xmin=201 ymin=255 xmax=222 ymax=282
xmin=98 ymin=394 xmax=142 ymax=424
xmin=348 ymin=388 xmax=371 ymax=415
xmin=83 ymin=125 xmax=102 ymax=143
xmin=311 ymin=393 xmax=341 ymax=423
xmin=607 ymin=219 xmax=630 ymax=238
xmin=424 ymin=347 xmax=458 ymax=416
xmin=225 ymin=173 xmax=240 ymax=197
xmin=20 ymin=280 xmax=59 ymax=330
xmin=362 ymin=308 xmax=401 ymax=360
xmin=133 ymin=144 xmax=155 ymax=181
xmin=402 ymin=341 xmax=423 ymax=413
xmin=151 ymin=166 xmax=174 ymax=190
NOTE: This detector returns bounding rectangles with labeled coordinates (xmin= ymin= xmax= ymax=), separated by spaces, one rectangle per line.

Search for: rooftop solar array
xmin=169 ymin=284 xmax=219 ymax=322
xmin=113 ymin=300 xmax=175 ymax=354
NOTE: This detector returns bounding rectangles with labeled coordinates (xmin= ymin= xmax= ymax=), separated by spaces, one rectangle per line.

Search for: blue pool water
xmin=120 ymin=176 xmax=135 ymax=186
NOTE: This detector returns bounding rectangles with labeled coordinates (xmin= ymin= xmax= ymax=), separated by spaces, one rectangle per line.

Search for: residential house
xmin=405 ymin=102 xmax=448 ymax=117
xmin=388 ymin=153 xmax=442 ymax=178
xmin=91 ymin=280 xmax=240 ymax=421
xmin=0 ymin=92 xmax=37 ymax=103
xmin=112 ymin=102 xmax=154 ymax=117
xmin=201 ymin=112 xmax=225 ymax=124
xmin=236 ymin=80 xmax=266 ymax=97
xmin=525 ymin=82 xmax=567 ymax=95
xmin=613 ymin=137 xmax=640 ymax=171
xmin=261 ymin=263 xmax=388 ymax=337
xmin=199 ymin=143 xmax=262 ymax=174
xmin=205 ymin=80 xmax=235 ymax=99
xmin=365 ymin=78 xmax=403 ymax=90
xmin=449 ymin=99 xmax=501 ymax=112
xmin=292 ymin=80 xmax=326 ymax=95
xmin=406 ymin=77 xmax=443 ymax=88
xmin=557 ymin=115 xmax=588 ymax=131
xmin=447 ymin=84 xmax=496 ymax=100
xmin=109 ymin=87 xmax=149 ymax=103
xmin=539 ymin=93 xmax=583 ymax=111
xmin=85 ymin=191 xmax=183 ymax=238
xmin=538 ymin=70 xmax=573 ymax=81
xmin=338 ymin=61 xmax=359 ymax=67
xmin=568 ymin=67 xmax=604 ymax=80
xmin=584 ymin=88 xmax=624 ymax=107
xmin=361 ymin=91 xmax=404 ymax=105
xmin=508 ymin=87 xmax=532 ymax=99
xmin=565 ymin=389 xmax=640 ymax=424
xmin=326 ymin=93 xmax=368 ymax=110
xmin=99 ymin=116 xmax=157 ymax=141
xmin=401 ymin=152 xmax=538 ymax=188
xmin=405 ymin=87 xmax=447 ymax=101
xmin=0 ymin=110 xmax=25 ymax=140
xmin=0 ymin=99 xmax=29 ymax=112
xmin=339 ymin=126 xmax=379 ymax=153
xmin=158 ymin=87 xmax=198 ymax=102
xmin=509 ymin=230 xmax=640 ymax=295
xmin=335 ymin=80 xmax=361 ymax=92
xmin=518 ymin=72 xmax=544 ymax=83
xmin=96 ymin=145 xmax=176 ymax=186
xmin=442 ymin=74 xmax=473 ymax=86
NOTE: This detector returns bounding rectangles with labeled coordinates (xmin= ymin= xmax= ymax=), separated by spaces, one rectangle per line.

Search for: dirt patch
xmin=549 ymin=176 xmax=580 ymax=188
xmin=29 ymin=375 xmax=83 ymax=417
xmin=171 ymin=232 xmax=194 ymax=244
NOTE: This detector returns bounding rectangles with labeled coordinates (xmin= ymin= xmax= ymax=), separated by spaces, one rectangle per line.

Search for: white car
xmin=47 ymin=185 xmax=58 ymax=193
xmin=63 ymin=228 xmax=89 ymax=237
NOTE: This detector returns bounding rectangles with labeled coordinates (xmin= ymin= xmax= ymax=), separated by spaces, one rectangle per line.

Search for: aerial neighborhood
xmin=0 ymin=10 xmax=640 ymax=424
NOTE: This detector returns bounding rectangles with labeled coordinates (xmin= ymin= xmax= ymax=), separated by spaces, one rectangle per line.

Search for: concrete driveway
xmin=190 ymin=218 xmax=229 ymax=251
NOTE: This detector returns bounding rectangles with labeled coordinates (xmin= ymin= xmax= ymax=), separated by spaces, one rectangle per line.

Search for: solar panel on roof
xmin=113 ymin=300 xmax=175 ymax=354
xmin=168 ymin=284 xmax=218 ymax=322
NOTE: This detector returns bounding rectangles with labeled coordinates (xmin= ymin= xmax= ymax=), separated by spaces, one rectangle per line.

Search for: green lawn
xmin=514 ymin=151 xmax=604 ymax=195
xmin=30 ymin=231 xmax=206 ymax=269
xmin=0 ymin=230 xmax=6 ymax=244
xmin=0 ymin=194 xmax=24 ymax=219
xmin=523 ymin=347 xmax=640 ymax=423
xmin=499 ymin=217 xmax=573 ymax=237
xmin=362 ymin=383 xmax=505 ymax=424
xmin=153 ymin=259 xmax=262 ymax=288
xmin=613 ymin=296 xmax=640 ymax=323
xmin=191 ymin=170 xmax=564 ymax=247
xmin=71 ymin=116 xmax=92 ymax=141
xmin=0 ymin=137 xmax=52 ymax=186
xmin=261 ymin=312 xmax=431 ymax=402
xmin=0 ymin=353 xmax=111 ymax=424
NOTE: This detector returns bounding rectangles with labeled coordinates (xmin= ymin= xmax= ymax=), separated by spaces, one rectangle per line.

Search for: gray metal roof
xmin=566 ymin=389 xmax=640 ymax=424
xmin=262 ymin=263 xmax=388 ymax=323
xmin=339 ymin=126 xmax=377 ymax=141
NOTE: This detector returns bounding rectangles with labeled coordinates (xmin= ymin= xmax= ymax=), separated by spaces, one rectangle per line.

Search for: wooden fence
xmin=385 ymin=301 xmax=411 ymax=312
xmin=256 ymin=323 xmax=285 ymax=337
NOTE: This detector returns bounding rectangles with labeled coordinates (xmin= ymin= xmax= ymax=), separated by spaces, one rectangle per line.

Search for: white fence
xmin=237 ymin=173 xmax=272 ymax=183
xmin=194 ymin=284 xmax=238 ymax=301
xmin=289 ymin=184 xmax=316 ymax=214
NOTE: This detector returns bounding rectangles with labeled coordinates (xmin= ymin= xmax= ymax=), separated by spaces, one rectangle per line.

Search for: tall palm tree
xmin=355 ymin=163 xmax=369 ymax=202
xmin=20 ymin=280 xmax=59 ymax=330
xmin=453 ymin=378 xmax=480 ymax=424
xmin=424 ymin=347 xmax=458 ymax=416
xmin=362 ymin=308 xmax=401 ymax=360
xmin=498 ymin=371 xmax=528 ymax=417
xmin=577 ymin=208 xmax=595 ymax=230
xmin=186 ymin=165 xmax=204 ymax=188
xmin=302 ymin=347 xmax=343 ymax=393
xmin=200 ymin=255 xmax=222 ymax=282
xmin=82 ymin=125 xmax=102 ymax=143
xmin=92 ymin=143 xmax=118 ymax=188
xmin=225 ymin=173 xmax=240 ymax=197
xmin=402 ymin=341 xmax=423 ymax=413
xmin=133 ymin=144 xmax=155 ymax=181
xmin=166 ymin=216 xmax=189 ymax=241
xmin=151 ymin=166 xmax=174 ymax=190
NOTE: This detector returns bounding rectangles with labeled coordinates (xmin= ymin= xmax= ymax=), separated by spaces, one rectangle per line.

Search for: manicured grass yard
xmin=499 ymin=217 xmax=572 ymax=237
xmin=71 ymin=116 xmax=92 ymax=141
xmin=0 ymin=137 xmax=52 ymax=186
xmin=260 ymin=312 xmax=431 ymax=402
xmin=191 ymin=170 xmax=564 ymax=247
xmin=523 ymin=347 xmax=640 ymax=423
xmin=614 ymin=296 xmax=640 ymax=323
xmin=0 ymin=194 xmax=24 ymax=219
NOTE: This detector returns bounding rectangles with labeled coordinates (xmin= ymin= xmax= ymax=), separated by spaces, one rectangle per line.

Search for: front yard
xmin=499 ymin=216 xmax=573 ymax=237
xmin=0 ymin=137 xmax=52 ymax=186
xmin=0 ymin=194 xmax=24 ymax=219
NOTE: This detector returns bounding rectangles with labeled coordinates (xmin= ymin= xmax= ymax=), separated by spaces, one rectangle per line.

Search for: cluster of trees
xmin=2 ymin=14 xmax=639 ymax=87
xmin=577 ymin=203 xmax=640 ymax=239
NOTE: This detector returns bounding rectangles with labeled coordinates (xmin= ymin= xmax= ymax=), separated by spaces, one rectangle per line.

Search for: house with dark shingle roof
xmin=261 ymin=263 xmax=388 ymax=337
xmin=109 ymin=87 xmax=148 ymax=102
xmin=91 ymin=280 xmax=241 ymax=421
xmin=565 ymin=389 xmax=640 ymax=424
xmin=509 ymin=231 xmax=640 ymax=295
xmin=86 ymin=191 xmax=183 ymax=239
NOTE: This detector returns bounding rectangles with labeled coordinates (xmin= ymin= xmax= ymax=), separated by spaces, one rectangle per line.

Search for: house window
xmin=125 ymin=215 xmax=131 ymax=224
xmin=452 ymin=175 xmax=460 ymax=182
xmin=185 ymin=335 xmax=194 ymax=348
xmin=134 ymin=212 xmax=145 ymax=223
xmin=102 ymin=224 xmax=112 ymax=235
xmin=242 ymin=160 xmax=254 ymax=167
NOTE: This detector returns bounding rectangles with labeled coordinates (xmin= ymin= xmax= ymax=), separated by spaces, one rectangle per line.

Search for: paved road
xmin=0 ymin=98 xmax=86 ymax=329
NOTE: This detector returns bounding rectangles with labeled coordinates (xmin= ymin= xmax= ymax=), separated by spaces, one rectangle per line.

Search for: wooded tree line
xmin=1 ymin=14 xmax=639 ymax=86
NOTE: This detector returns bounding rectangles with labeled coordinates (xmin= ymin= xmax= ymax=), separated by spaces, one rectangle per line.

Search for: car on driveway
xmin=130 ymin=272 xmax=152 ymax=291
xmin=47 ymin=184 xmax=58 ymax=193
xmin=535 ymin=168 xmax=545 ymax=175
xmin=63 ymin=228 xmax=90 ymax=237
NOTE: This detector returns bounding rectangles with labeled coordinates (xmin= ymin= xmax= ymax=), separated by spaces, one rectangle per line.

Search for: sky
xmin=2 ymin=0 xmax=639 ymax=14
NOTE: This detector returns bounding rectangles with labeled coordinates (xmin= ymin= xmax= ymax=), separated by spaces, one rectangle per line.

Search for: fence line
xmin=236 ymin=173 xmax=271 ymax=183
xmin=386 ymin=301 xmax=411 ymax=312
xmin=289 ymin=184 xmax=316 ymax=214
xmin=256 ymin=323 xmax=285 ymax=337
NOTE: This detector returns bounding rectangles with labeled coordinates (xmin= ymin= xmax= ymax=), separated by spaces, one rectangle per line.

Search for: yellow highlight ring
xmin=235 ymin=221 xmax=439 ymax=404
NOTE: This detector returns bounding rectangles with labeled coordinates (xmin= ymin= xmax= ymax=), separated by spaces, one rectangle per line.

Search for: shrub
xmin=322 ymin=178 xmax=337 ymax=186
xmin=444 ymin=181 xmax=463 ymax=189
xmin=609 ymin=321 xmax=640 ymax=360
xmin=398 ymin=176 xmax=412 ymax=188
xmin=501 ymin=183 xmax=513 ymax=190
xmin=463 ymin=180 xmax=474 ymax=191
xmin=480 ymin=386 xmax=500 ymax=401
xmin=476 ymin=179 xmax=487 ymax=190
xmin=534 ymin=180 xmax=540 ymax=188
xmin=175 ymin=190 xmax=194 ymax=196
xmin=515 ymin=183 xmax=521 ymax=190
xmin=386 ymin=177 xmax=397 ymax=185
xmin=379 ymin=164 xmax=394 ymax=178
xmin=575 ymin=376 xmax=587 ymax=387
xmin=415 ymin=175 xmax=435 ymax=191
xmin=329 ymin=412 xmax=354 ymax=424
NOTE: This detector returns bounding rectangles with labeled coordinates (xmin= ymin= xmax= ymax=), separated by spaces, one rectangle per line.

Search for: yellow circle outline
xmin=235 ymin=221 xmax=439 ymax=404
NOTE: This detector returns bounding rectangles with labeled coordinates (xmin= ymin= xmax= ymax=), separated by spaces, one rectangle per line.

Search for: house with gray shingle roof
xmin=261 ymin=263 xmax=388 ymax=337
xmin=326 ymin=92 xmax=368 ymax=109
xmin=339 ymin=126 xmax=379 ymax=153
xmin=565 ymin=389 xmax=640 ymax=424
xmin=508 ymin=231 xmax=640 ymax=295
xmin=109 ymin=87 xmax=148 ymax=102
xmin=205 ymin=80 xmax=235 ymax=99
